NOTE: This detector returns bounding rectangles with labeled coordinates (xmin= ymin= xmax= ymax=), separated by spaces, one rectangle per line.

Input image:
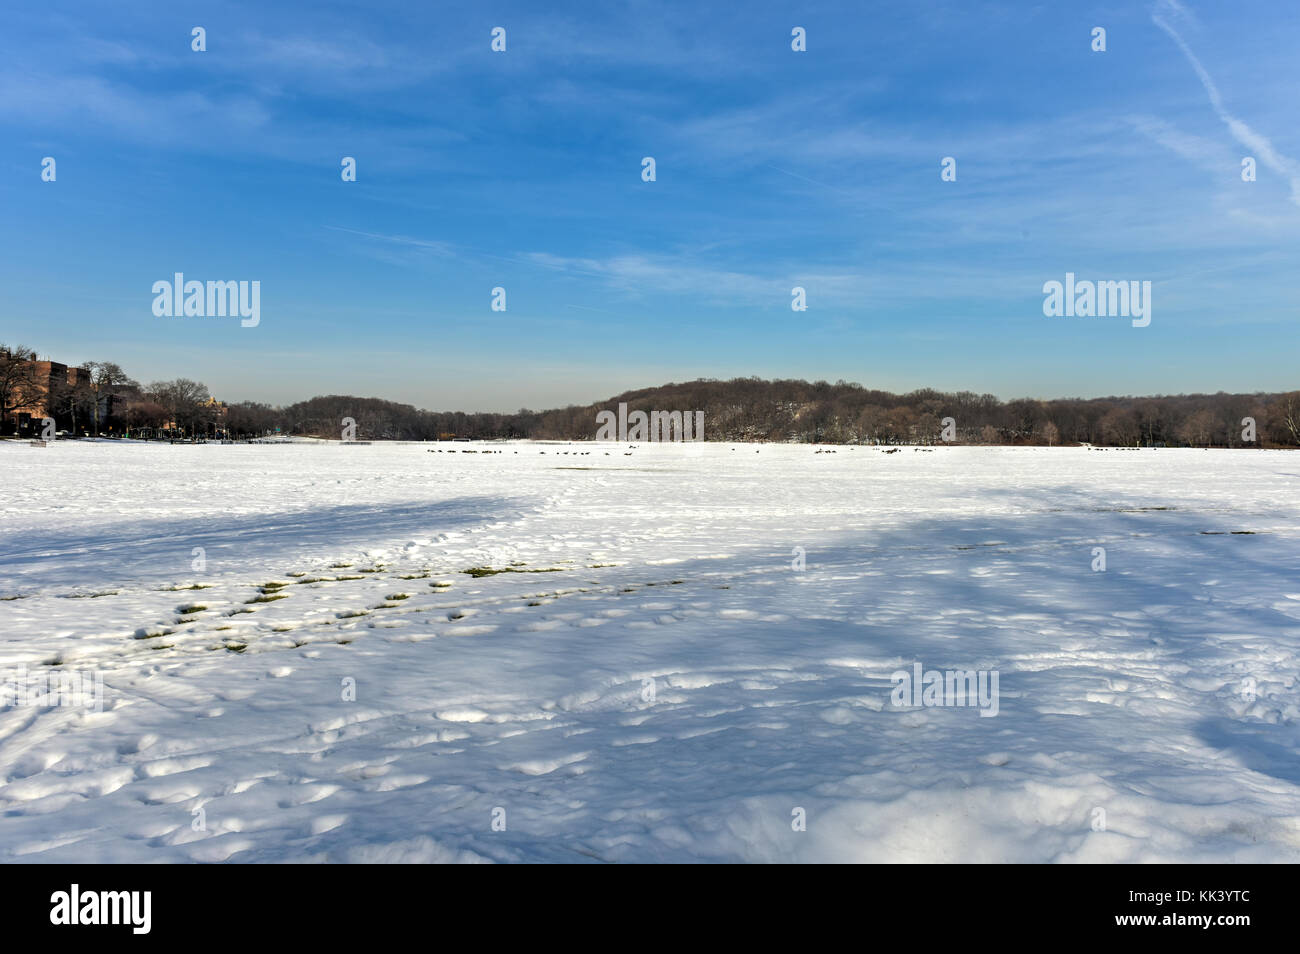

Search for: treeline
xmin=254 ymin=395 xmax=539 ymax=442
xmin=243 ymin=379 xmax=1300 ymax=447
xmin=4 ymin=341 xmax=1297 ymax=446
xmin=0 ymin=343 xmax=235 ymax=439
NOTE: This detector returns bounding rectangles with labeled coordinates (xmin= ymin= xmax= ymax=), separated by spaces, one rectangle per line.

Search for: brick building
xmin=8 ymin=360 xmax=119 ymax=436
xmin=10 ymin=362 xmax=84 ymax=432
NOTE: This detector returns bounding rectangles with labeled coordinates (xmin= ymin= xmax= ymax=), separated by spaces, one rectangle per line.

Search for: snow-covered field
xmin=1 ymin=440 xmax=1297 ymax=862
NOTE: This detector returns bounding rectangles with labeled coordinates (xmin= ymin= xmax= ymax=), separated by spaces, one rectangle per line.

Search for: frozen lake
xmin=1 ymin=440 xmax=1297 ymax=861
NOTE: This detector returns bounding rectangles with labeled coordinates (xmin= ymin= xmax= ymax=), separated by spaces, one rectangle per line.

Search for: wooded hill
xmin=244 ymin=379 xmax=1299 ymax=447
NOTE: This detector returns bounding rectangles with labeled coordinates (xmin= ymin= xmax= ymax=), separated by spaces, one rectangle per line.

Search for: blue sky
xmin=2 ymin=0 xmax=1297 ymax=411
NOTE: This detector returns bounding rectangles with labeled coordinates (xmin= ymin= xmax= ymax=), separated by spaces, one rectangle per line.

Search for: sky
xmin=1 ymin=0 xmax=1297 ymax=412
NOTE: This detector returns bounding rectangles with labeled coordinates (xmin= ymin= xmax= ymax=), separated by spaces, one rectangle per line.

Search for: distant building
xmin=9 ymin=359 xmax=139 ymax=435
xmin=11 ymin=361 xmax=92 ymax=433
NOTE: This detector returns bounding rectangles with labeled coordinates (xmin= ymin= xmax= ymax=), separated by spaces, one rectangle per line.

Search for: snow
xmin=1 ymin=440 xmax=1297 ymax=862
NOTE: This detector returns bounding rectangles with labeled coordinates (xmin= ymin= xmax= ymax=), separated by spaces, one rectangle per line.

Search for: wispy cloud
xmin=1152 ymin=0 xmax=1300 ymax=205
xmin=1126 ymin=114 xmax=1236 ymax=175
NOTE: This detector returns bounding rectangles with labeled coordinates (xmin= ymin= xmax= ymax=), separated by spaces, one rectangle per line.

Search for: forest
xmin=3 ymin=346 xmax=1296 ymax=446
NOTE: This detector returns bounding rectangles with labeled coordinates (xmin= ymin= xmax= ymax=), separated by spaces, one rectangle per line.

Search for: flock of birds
xmin=424 ymin=444 xmax=945 ymax=458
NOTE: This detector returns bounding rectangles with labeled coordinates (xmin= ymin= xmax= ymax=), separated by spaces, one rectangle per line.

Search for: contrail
xmin=1152 ymin=0 xmax=1300 ymax=205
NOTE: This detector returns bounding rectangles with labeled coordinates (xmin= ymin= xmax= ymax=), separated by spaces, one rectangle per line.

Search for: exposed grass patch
xmin=286 ymin=571 xmax=308 ymax=578
xmin=0 ymin=594 xmax=27 ymax=601
xmin=386 ymin=593 xmax=411 ymax=601
xmin=294 ymin=577 xmax=330 ymax=584
xmin=246 ymin=593 xmax=289 ymax=604
xmin=463 ymin=566 xmax=566 ymax=578
xmin=224 ymin=642 xmax=248 ymax=654
xmin=163 ymin=583 xmax=212 ymax=591
xmin=330 ymin=562 xmax=354 ymax=569
xmin=66 ymin=590 xmax=119 ymax=599
xmin=397 ymin=573 xmax=430 ymax=580
xmin=260 ymin=582 xmax=289 ymax=592
xmin=1095 ymin=506 xmax=1175 ymax=512
xmin=177 ymin=604 xmax=208 ymax=615
xmin=336 ymin=609 xmax=369 ymax=619
xmin=335 ymin=574 xmax=364 ymax=581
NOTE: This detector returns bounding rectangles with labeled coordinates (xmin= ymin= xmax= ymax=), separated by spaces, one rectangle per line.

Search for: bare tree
xmin=82 ymin=362 xmax=136 ymax=436
xmin=1177 ymin=409 xmax=1218 ymax=448
xmin=1270 ymin=392 xmax=1300 ymax=446
xmin=44 ymin=373 xmax=94 ymax=435
xmin=124 ymin=400 xmax=169 ymax=437
xmin=147 ymin=379 xmax=210 ymax=438
xmin=1099 ymin=408 xmax=1138 ymax=446
xmin=0 ymin=344 xmax=40 ymax=434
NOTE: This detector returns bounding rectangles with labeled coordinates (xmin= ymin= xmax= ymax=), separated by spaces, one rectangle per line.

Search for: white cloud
xmin=1152 ymin=0 xmax=1300 ymax=205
